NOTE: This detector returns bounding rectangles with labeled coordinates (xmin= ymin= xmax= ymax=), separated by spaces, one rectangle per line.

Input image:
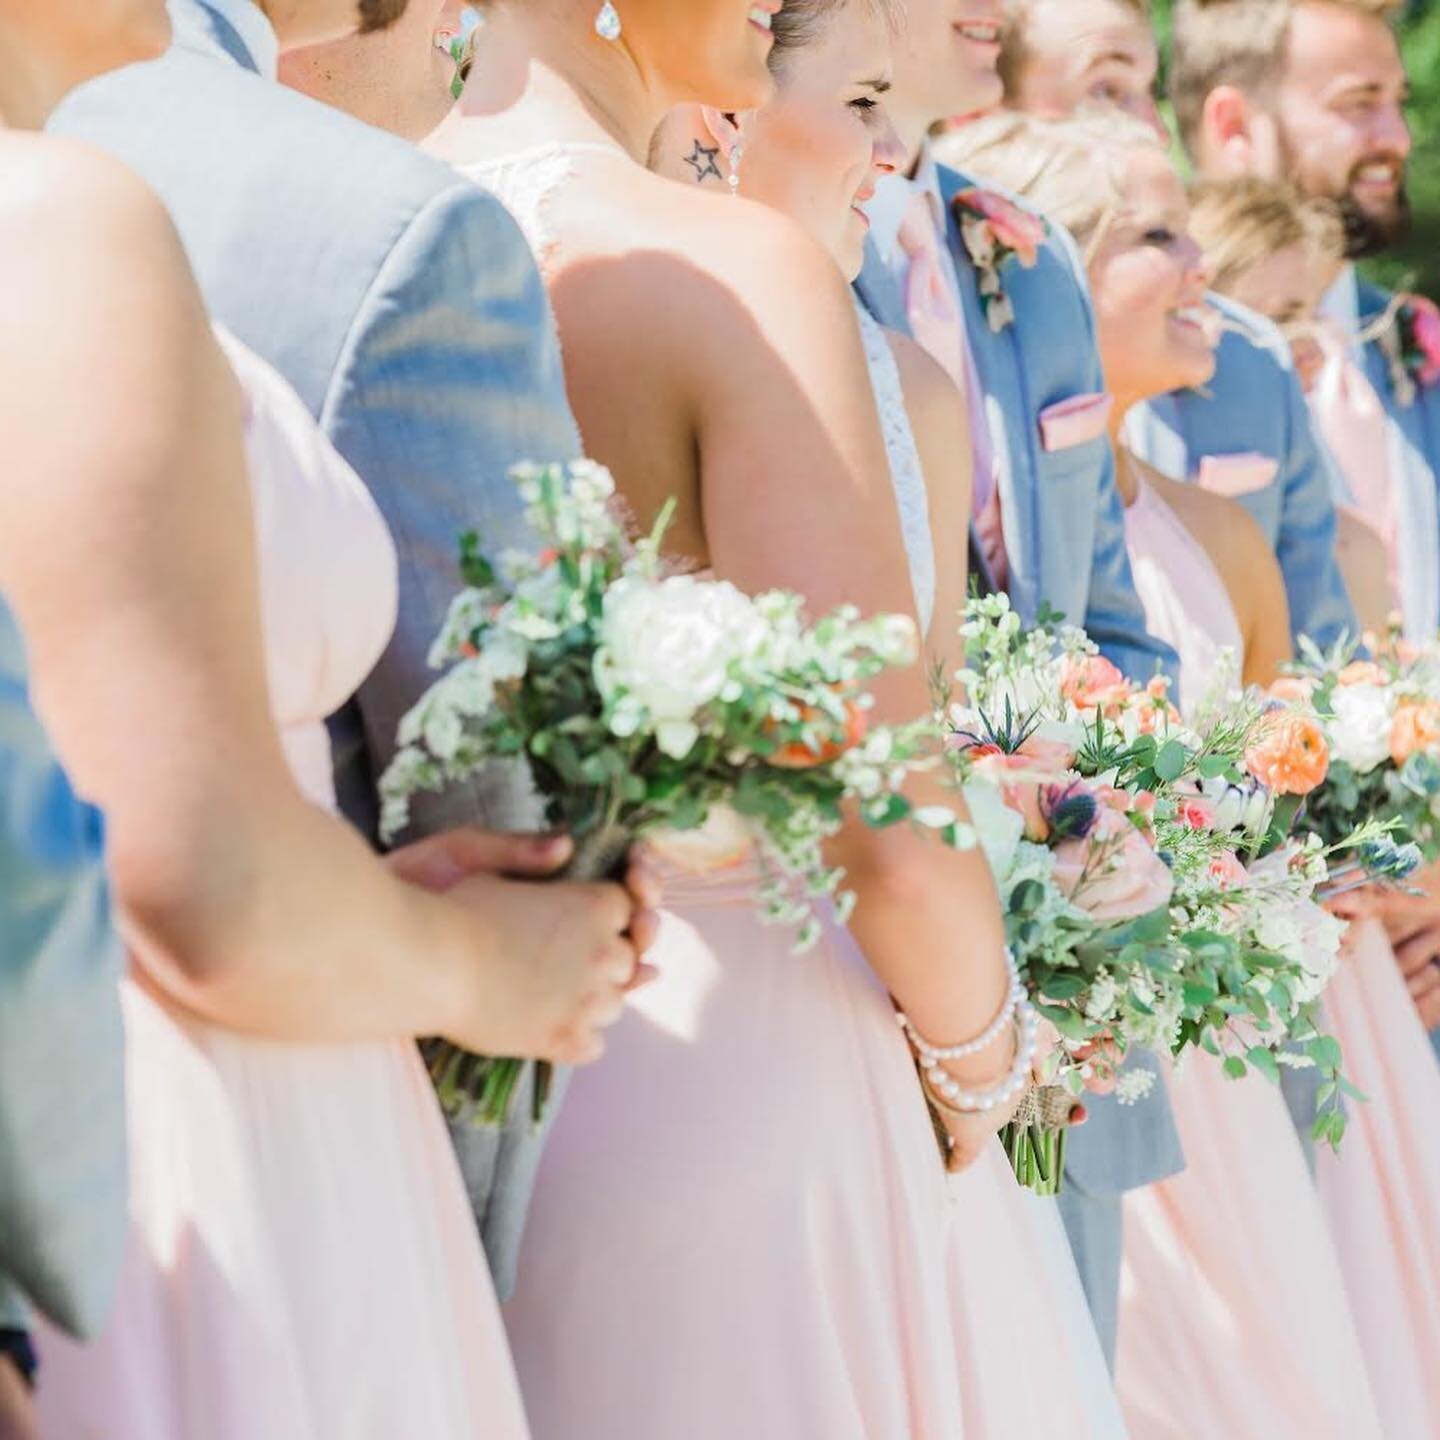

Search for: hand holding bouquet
xmin=381 ymin=461 xmax=965 ymax=1126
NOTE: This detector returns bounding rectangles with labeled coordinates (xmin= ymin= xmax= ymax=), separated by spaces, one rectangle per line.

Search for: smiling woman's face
xmin=741 ymin=1 xmax=904 ymax=279
xmin=1087 ymin=146 xmax=1217 ymax=404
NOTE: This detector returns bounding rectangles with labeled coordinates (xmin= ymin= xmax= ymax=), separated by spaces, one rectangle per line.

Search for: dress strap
xmin=851 ymin=300 xmax=937 ymax=633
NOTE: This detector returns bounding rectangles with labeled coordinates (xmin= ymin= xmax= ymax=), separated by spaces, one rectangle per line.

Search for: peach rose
xmin=1019 ymin=734 xmax=1078 ymax=772
xmin=1244 ymin=713 xmax=1330 ymax=797
xmin=1051 ymin=809 xmax=1174 ymax=921
xmin=1060 ymin=653 xmax=1132 ymax=716
xmin=1390 ymin=700 xmax=1440 ymax=766
xmin=971 ymin=751 xmax=1055 ymax=840
xmin=1337 ymin=660 xmax=1387 ymax=688
xmin=1207 ymin=850 xmax=1250 ymax=890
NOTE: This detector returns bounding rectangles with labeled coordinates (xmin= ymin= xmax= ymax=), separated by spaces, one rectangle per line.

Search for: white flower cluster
xmin=1327 ymin=682 xmax=1395 ymax=773
xmin=596 ymin=574 xmax=767 ymax=760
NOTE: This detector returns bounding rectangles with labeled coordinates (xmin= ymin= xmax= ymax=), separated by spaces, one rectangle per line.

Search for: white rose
xmin=1327 ymin=683 xmax=1395 ymax=774
xmin=596 ymin=575 xmax=765 ymax=759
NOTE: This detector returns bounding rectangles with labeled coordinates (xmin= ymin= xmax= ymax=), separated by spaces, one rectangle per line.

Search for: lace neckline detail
xmin=851 ymin=301 xmax=937 ymax=634
xmin=454 ymin=140 xmax=631 ymax=284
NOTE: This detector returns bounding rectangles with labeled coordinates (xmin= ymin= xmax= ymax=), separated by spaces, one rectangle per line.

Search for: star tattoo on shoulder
xmin=682 ymin=139 xmax=724 ymax=184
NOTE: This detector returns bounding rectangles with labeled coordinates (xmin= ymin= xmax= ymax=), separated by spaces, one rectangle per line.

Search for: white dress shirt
xmin=1321 ymin=264 xmax=1440 ymax=641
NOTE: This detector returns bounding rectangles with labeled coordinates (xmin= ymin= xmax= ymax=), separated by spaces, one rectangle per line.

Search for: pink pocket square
xmin=1039 ymin=393 xmax=1114 ymax=452
xmin=1195 ymin=452 xmax=1280 ymax=497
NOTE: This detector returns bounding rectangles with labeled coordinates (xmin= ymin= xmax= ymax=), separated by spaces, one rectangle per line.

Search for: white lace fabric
xmin=853 ymin=301 xmax=938 ymax=633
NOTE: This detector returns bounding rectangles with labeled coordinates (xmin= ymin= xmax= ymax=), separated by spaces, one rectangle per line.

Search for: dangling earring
xmin=727 ymin=118 xmax=746 ymax=197
xmin=595 ymin=1 xmax=622 ymax=41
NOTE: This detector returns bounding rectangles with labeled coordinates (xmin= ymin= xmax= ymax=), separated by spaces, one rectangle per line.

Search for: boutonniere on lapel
xmin=952 ymin=188 xmax=1045 ymax=334
xmin=1376 ymin=292 xmax=1440 ymax=408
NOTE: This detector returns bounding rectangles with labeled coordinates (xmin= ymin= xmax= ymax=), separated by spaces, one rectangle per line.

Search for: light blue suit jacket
xmin=0 ymin=602 xmax=124 ymax=1339
xmin=52 ymin=0 xmax=581 ymax=1297
xmin=1127 ymin=294 xmax=1359 ymax=652
xmin=856 ymin=165 xmax=1182 ymax=1196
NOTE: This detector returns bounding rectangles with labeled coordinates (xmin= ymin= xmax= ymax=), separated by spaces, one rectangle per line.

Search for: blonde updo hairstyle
xmin=934 ymin=108 xmax=1167 ymax=262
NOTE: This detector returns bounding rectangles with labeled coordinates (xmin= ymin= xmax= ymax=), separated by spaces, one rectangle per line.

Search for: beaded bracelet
xmin=916 ymin=999 xmax=1039 ymax=1115
xmin=896 ymin=946 xmax=1024 ymax=1062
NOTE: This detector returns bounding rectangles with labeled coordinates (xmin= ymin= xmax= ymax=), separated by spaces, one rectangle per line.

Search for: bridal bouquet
xmin=380 ymin=460 xmax=962 ymax=1126
xmin=1272 ymin=630 xmax=1440 ymax=877
xmin=942 ymin=597 xmax=1359 ymax=1189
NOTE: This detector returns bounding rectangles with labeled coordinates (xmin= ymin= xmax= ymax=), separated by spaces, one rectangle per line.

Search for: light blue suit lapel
xmin=855 ymin=239 xmax=909 ymax=337
xmin=169 ymin=0 xmax=262 ymax=71
xmin=938 ymin=166 xmax=1039 ymax=612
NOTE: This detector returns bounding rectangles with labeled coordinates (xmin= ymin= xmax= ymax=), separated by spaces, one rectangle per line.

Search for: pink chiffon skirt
xmin=1318 ymin=917 xmax=1440 ymax=1437
xmin=1116 ymin=1052 xmax=1382 ymax=1439
xmin=503 ymin=870 xmax=1123 ymax=1439
xmin=35 ymin=978 xmax=529 ymax=1440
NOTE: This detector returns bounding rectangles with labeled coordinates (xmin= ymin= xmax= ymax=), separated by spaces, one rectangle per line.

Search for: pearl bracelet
xmin=917 ymin=999 xmax=1039 ymax=1115
xmin=896 ymin=947 xmax=1024 ymax=1062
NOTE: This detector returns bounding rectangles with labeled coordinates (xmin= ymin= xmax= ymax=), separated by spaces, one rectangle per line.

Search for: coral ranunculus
xmin=1245 ymin=713 xmax=1330 ymax=796
xmin=768 ymin=698 xmax=869 ymax=769
xmin=1390 ymin=700 xmax=1440 ymax=767
xmin=1060 ymin=653 xmax=1132 ymax=715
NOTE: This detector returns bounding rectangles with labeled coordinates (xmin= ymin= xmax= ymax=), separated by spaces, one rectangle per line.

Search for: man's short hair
xmin=1000 ymin=0 xmax=1152 ymax=101
xmin=358 ymin=0 xmax=411 ymax=34
xmin=1170 ymin=0 xmax=1403 ymax=152
xmin=1187 ymin=175 xmax=1343 ymax=292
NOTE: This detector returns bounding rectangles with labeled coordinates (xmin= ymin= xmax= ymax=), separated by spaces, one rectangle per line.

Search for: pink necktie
xmin=1309 ymin=324 xmax=1401 ymax=609
xmin=896 ymin=189 xmax=999 ymax=526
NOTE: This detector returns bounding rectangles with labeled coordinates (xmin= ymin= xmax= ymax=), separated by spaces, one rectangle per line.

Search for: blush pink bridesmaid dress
xmin=1317 ymin=915 xmax=1440 ymax=1435
xmin=1114 ymin=470 xmax=1385 ymax=1439
xmin=34 ymin=333 xmax=530 ymax=1440
xmin=479 ymin=143 xmax=1126 ymax=1438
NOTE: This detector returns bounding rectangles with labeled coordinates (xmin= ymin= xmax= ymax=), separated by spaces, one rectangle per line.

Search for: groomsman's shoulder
xmin=52 ymin=47 xmax=534 ymax=406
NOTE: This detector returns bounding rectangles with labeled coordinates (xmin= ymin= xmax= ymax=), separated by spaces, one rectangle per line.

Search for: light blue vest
xmin=1127 ymin=294 xmax=1359 ymax=651
xmin=0 ymin=601 xmax=124 ymax=1338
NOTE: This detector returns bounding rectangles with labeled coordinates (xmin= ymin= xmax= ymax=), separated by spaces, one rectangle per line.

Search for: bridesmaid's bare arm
xmin=0 ymin=138 xmax=635 ymax=1063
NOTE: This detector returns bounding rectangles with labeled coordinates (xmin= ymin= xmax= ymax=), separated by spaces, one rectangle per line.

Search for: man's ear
xmin=1200 ymin=84 xmax=1264 ymax=176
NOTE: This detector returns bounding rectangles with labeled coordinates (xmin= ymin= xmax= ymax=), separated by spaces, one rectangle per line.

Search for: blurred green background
xmin=1152 ymin=0 xmax=1440 ymax=298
